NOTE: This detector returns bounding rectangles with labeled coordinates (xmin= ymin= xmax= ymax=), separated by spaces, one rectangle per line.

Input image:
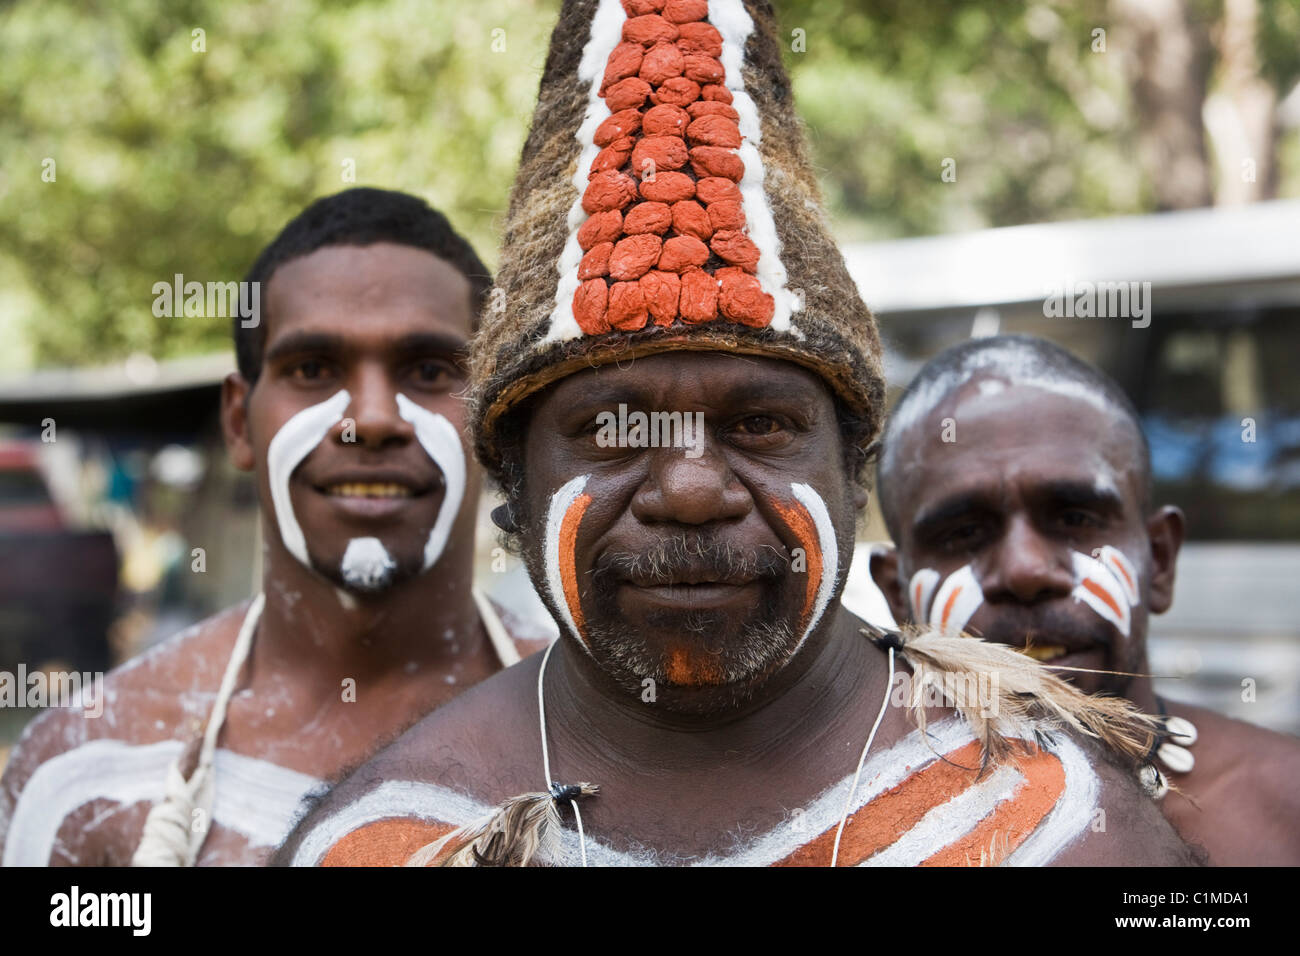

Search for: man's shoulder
xmin=1 ymin=603 xmax=248 ymax=796
xmin=367 ymin=650 xmax=544 ymax=783
xmin=1162 ymin=700 xmax=1300 ymax=863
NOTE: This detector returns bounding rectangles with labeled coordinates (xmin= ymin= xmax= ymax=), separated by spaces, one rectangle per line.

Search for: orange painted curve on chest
xmin=774 ymin=740 xmax=1066 ymax=867
xmin=320 ymin=818 xmax=456 ymax=867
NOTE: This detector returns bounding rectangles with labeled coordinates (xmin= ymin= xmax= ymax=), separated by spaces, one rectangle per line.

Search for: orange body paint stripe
xmin=770 ymin=499 xmax=822 ymax=625
xmin=921 ymin=746 xmax=1065 ymax=866
xmin=321 ymin=818 xmax=455 ymax=867
xmin=559 ymin=493 xmax=593 ymax=644
xmin=1081 ymin=577 xmax=1122 ymax=619
xmin=774 ymin=741 xmax=987 ymax=867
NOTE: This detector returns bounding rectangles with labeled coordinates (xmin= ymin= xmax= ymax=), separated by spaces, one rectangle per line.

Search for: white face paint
xmin=264 ymin=389 xmax=467 ymax=586
xmin=790 ymin=482 xmax=838 ymax=654
xmin=922 ymin=564 xmax=984 ymax=634
xmin=1070 ymin=548 xmax=1136 ymax=637
xmin=340 ymin=537 xmax=397 ymax=592
xmin=266 ymin=389 xmax=352 ymax=567
xmin=395 ymin=394 xmax=466 ymax=570
xmin=543 ymin=474 xmax=590 ymax=649
xmin=907 ymin=568 xmax=940 ymax=623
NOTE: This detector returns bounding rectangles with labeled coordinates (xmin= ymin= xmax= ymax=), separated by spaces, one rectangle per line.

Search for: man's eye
xmin=291 ymin=359 xmax=329 ymax=380
xmin=413 ymin=360 xmax=455 ymax=383
xmin=734 ymin=415 xmax=781 ymax=436
xmin=1060 ymin=510 xmax=1101 ymax=529
xmin=940 ymin=522 xmax=984 ymax=551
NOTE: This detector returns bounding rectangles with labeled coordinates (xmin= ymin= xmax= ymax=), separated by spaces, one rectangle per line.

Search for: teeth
xmin=325 ymin=483 xmax=413 ymax=499
xmin=1020 ymin=643 xmax=1068 ymax=662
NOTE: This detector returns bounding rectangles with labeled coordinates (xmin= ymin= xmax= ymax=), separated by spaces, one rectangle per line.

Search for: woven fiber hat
xmin=470 ymin=0 xmax=884 ymax=478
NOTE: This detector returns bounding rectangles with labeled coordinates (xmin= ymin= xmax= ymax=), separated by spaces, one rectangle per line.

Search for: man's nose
xmin=335 ymin=367 xmax=415 ymax=449
xmin=979 ymin=515 xmax=1074 ymax=605
xmin=630 ymin=436 xmax=751 ymax=526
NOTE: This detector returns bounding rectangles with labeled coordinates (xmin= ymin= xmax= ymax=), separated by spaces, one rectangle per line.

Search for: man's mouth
xmin=1018 ymin=643 xmax=1069 ymax=663
xmin=322 ymin=482 xmax=416 ymax=499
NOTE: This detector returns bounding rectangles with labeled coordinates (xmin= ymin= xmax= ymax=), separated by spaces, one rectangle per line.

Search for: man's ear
xmin=1146 ymin=505 xmax=1184 ymax=615
xmin=221 ymin=372 xmax=256 ymax=472
xmin=868 ymin=543 xmax=912 ymax=625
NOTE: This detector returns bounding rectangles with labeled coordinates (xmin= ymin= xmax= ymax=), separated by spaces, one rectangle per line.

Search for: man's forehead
xmin=544 ymin=350 xmax=833 ymax=407
xmin=896 ymin=377 xmax=1143 ymax=511
xmin=265 ymin=243 xmax=472 ymax=346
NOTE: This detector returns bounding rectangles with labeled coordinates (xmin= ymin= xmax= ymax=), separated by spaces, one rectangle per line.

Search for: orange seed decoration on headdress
xmin=574 ymin=0 xmax=775 ymax=333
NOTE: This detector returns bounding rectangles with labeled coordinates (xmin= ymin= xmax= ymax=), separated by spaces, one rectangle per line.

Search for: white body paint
xmin=1070 ymin=550 xmax=1132 ymax=637
xmin=3 ymin=739 xmax=322 ymax=866
xmin=907 ymin=567 xmax=940 ymax=622
xmin=544 ymin=474 xmax=591 ymax=648
xmin=266 ymin=389 xmax=352 ymax=567
xmin=927 ymin=564 xmax=984 ymax=634
xmin=395 ymin=394 xmax=466 ymax=571
xmin=340 ymin=537 xmax=397 ymax=591
xmin=288 ymin=718 xmax=1097 ymax=867
xmin=790 ymin=482 xmax=838 ymax=654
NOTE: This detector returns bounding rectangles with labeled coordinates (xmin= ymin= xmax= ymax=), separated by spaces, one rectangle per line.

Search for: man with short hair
xmin=0 ymin=188 xmax=548 ymax=866
xmin=275 ymin=0 xmax=1194 ymax=867
xmin=868 ymin=333 xmax=1300 ymax=865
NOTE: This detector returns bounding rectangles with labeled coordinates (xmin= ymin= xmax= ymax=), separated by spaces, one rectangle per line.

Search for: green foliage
xmin=0 ymin=0 xmax=560 ymax=366
xmin=1 ymin=0 xmax=1298 ymax=368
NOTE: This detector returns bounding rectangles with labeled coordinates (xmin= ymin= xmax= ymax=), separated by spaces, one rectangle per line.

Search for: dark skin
xmin=870 ymin=374 xmax=1300 ymax=865
xmin=0 ymin=243 xmax=547 ymax=865
xmin=278 ymin=353 xmax=1194 ymax=865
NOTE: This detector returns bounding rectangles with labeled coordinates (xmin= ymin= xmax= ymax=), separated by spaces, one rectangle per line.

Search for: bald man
xmin=869 ymin=334 xmax=1300 ymax=865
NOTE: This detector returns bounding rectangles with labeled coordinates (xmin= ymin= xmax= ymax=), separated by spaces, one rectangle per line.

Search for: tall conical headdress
xmin=471 ymin=0 xmax=885 ymax=476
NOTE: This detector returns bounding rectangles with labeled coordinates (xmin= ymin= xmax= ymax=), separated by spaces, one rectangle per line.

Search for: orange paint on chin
xmin=559 ymin=492 xmax=592 ymax=645
xmin=664 ymin=646 xmax=726 ymax=686
xmin=770 ymin=498 xmax=822 ymax=628
xmin=1081 ymin=577 xmax=1123 ymax=619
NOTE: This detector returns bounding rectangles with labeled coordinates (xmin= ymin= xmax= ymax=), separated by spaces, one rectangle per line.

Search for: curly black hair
xmin=235 ymin=187 xmax=491 ymax=383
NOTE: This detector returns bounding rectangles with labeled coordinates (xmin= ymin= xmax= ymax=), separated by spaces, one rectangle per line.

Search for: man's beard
xmin=311 ymin=538 xmax=420 ymax=595
xmin=579 ymin=533 xmax=799 ymax=709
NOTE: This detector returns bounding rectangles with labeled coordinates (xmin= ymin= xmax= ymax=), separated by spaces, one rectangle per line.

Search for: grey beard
xmin=583 ymin=615 xmax=798 ymax=710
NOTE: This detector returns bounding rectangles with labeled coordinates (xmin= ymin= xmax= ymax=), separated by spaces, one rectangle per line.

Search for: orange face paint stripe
xmin=770 ymin=498 xmax=822 ymax=625
xmin=1081 ymin=576 xmax=1123 ymax=619
xmin=559 ymin=492 xmax=593 ymax=645
xmin=939 ymin=585 xmax=963 ymax=630
xmin=773 ymin=741 xmax=988 ymax=867
xmin=321 ymin=818 xmax=456 ymax=867
xmin=920 ymin=745 xmax=1066 ymax=867
xmin=1108 ymin=556 xmax=1134 ymax=593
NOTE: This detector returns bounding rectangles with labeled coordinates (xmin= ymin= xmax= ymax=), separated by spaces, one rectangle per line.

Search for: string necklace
xmin=535 ymin=637 xmax=896 ymax=868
